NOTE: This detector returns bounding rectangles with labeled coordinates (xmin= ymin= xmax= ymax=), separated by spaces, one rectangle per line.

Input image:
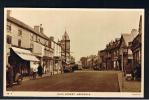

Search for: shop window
xmin=7 ymin=35 xmax=12 ymax=44
xmin=18 ymin=39 xmax=21 ymax=47
xmin=128 ymin=59 xmax=132 ymax=64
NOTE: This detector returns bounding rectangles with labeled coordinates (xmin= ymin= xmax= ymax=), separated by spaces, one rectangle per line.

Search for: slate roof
xmin=122 ymin=32 xmax=138 ymax=46
xmin=7 ymin=16 xmax=49 ymax=40
xmin=105 ymin=38 xmax=120 ymax=50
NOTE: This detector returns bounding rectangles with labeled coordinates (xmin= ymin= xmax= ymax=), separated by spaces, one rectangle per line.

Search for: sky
xmin=6 ymin=8 xmax=144 ymax=61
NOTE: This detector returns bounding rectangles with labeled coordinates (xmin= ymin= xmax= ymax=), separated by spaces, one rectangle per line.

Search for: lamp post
xmin=121 ymin=48 xmax=124 ymax=72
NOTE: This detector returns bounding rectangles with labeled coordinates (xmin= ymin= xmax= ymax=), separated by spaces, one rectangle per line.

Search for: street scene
xmin=5 ymin=9 xmax=143 ymax=96
xmin=7 ymin=71 xmax=120 ymax=92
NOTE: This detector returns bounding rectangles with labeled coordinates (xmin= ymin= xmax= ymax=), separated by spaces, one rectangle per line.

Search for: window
xmin=45 ymin=41 xmax=48 ymax=46
xmin=49 ymin=41 xmax=51 ymax=48
xmin=18 ymin=39 xmax=21 ymax=47
xmin=30 ymin=43 xmax=34 ymax=49
xmin=38 ymin=38 xmax=40 ymax=42
xmin=7 ymin=35 xmax=12 ymax=44
xmin=30 ymin=33 xmax=34 ymax=41
xmin=18 ymin=29 xmax=22 ymax=36
xmin=7 ymin=25 xmax=11 ymax=32
xmin=128 ymin=59 xmax=132 ymax=64
xmin=37 ymin=37 xmax=40 ymax=43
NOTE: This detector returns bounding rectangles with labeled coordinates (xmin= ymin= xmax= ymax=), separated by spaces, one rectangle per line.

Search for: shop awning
xmin=11 ymin=47 xmax=39 ymax=62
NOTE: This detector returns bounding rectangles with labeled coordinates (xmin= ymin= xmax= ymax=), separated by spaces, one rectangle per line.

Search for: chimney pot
xmin=7 ymin=10 xmax=11 ymax=17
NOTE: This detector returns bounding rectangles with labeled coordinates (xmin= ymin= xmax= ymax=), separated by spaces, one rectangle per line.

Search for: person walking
xmin=30 ymin=67 xmax=33 ymax=80
xmin=32 ymin=62 xmax=37 ymax=80
xmin=7 ymin=64 xmax=14 ymax=87
xmin=38 ymin=63 xmax=43 ymax=77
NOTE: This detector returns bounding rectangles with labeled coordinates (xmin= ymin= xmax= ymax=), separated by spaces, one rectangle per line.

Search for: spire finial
xmin=139 ymin=15 xmax=142 ymax=34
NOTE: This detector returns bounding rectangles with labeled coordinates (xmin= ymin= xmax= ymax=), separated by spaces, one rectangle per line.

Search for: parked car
xmin=63 ymin=64 xmax=73 ymax=73
xmin=93 ymin=64 xmax=100 ymax=70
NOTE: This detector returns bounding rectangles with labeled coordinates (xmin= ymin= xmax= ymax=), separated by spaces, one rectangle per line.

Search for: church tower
xmin=61 ymin=30 xmax=70 ymax=63
xmin=138 ymin=15 xmax=142 ymax=34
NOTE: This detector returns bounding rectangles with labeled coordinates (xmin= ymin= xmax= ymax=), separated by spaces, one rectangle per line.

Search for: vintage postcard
xmin=3 ymin=8 xmax=144 ymax=97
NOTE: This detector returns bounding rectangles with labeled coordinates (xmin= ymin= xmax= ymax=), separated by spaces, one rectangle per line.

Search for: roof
xmin=122 ymin=33 xmax=138 ymax=46
xmin=11 ymin=47 xmax=39 ymax=62
xmin=7 ymin=16 xmax=49 ymax=40
xmin=105 ymin=38 xmax=120 ymax=51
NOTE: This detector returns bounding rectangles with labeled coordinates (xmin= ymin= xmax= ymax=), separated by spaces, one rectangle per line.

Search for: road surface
xmin=7 ymin=71 xmax=120 ymax=92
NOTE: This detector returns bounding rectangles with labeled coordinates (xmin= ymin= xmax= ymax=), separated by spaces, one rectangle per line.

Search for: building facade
xmin=80 ymin=57 xmax=88 ymax=69
xmin=49 ymin=36 xmax=63 ymax=74
xmin=119 ymin=29 xmax=138 ymax=74
xmin=6 ymin=11 xmax=52 ymax=76
xmin=130 ymin=15 xmax=142 ymax=78
xmin=99 ymin=28 xmax=138 ymax=73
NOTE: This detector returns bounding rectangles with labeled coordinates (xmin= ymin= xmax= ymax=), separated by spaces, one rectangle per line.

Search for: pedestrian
xmin=7 ymin=63 xmax=14 ymax=87
xmin=38 ymin=63 xmax=43 ymax=77
xmin=32 ymin=62 xmax=38 ymax=80
xmin=30 ymin=67 xmax=33 ymax=80
xmin=133 ymin=63 xmax=139 ymax=80
xmin=125 ymin=63 xmax=132 ymax=74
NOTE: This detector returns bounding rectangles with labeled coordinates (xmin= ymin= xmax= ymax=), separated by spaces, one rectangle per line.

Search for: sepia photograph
xmin=3 ymin=8 xmax=144 ymax=97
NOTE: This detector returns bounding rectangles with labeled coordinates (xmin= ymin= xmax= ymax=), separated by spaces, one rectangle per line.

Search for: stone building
xmin=99 ymin=29 xmax=137 ymax=72
xmin=131 ymin=15 xmax=142 ymax=72
xmin=110 ymin=38 xmax=121 ymax=70
xmin=100 ymin=49 xmax=107 ymax=70
xmin=32 ymin=24 xmax=52 ymax=74
xmin=49 ymin=36 xmax=62 ymax=74
xmin=119 ymin=29 xmax=138 ymax=73
xmin=6 ymin=11 xmax=52 ymax=76
xmin=80 ymin=57 xmax=88 ymax=69
xmin=86 ymin=55 xmax=96 ymax=69
xmin=102 ymin=38 xmax=121 ymax=70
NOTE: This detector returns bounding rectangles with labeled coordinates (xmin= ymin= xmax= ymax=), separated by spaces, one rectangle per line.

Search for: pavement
xmin=75 ymin=70 xmax=141 ymax=92
xmin=117 ymin=71 xmax=141 ymax=92
xmin=23 ymin=71 xmax=62 ymax=81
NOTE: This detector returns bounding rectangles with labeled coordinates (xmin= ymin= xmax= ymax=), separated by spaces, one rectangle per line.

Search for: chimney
xmin=34 ymin=26 xmax=40 ymax=33
xmin=49 ymin=36 xmax=54 ymax=41
xmin=34 ymin=24 xmax=44 ymax=34
xmin=7 ymin=10 xmax=11 ymax=17
xmin=40 ymin=24 xmax=44 ymax=34
xmin=131 ymin=29 xmax=138 ymax=37
xmin=115 ymin=38 xmax=119 ymax=42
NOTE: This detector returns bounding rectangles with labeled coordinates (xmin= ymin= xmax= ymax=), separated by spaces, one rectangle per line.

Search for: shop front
xmin=8 ymin=47 xmax=39 ymax=77
xmin=53 ymin=56 xmax=62 ymax=74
